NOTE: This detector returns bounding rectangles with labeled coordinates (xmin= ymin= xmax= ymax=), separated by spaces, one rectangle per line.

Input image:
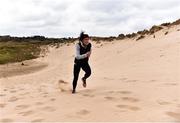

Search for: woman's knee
xmin=87 ymin=69 xmax=91 ymax=77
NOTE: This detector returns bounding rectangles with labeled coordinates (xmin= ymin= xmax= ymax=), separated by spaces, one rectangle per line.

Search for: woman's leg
xmin=72 ymin=63 xmax=81 ymax=92
xmin=81 ymin=62 xmax=91 ymax=80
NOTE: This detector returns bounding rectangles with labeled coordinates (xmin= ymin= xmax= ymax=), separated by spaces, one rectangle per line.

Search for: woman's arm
xmin=75 ymin=43 xmax=88 ymax=60
xmin=87 ymin=44 xmax=92 ymax=58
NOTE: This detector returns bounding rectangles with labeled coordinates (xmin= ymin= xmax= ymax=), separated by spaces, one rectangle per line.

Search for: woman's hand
xmin=86 ymin=51 xmax=91 ymax=57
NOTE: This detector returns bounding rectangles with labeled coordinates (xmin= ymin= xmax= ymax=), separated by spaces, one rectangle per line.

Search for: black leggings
xmin=72 ymin=62 xmax=91 ymax=90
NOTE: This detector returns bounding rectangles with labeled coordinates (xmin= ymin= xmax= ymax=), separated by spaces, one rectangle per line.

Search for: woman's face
xmin=82 ymin=37 xmax=90 ymax=45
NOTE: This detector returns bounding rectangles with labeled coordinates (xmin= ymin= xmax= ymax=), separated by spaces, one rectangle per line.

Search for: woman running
xmin=72 ymin=32 xmax=92 ymax=94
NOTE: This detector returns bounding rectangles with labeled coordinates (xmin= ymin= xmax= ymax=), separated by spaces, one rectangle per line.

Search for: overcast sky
xmin=0 ymin=0 xmax=180 ymax=37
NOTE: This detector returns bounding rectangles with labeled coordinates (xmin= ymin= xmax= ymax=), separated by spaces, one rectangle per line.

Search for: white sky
xmin=0 ymin=0 xmax=180 ymax=37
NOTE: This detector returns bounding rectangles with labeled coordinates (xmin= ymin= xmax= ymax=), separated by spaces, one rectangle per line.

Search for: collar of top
xmin=80 ymin=41 xmax=87 ymax=48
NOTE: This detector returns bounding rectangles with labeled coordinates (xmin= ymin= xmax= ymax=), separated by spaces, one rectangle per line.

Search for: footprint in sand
xmin=121 ymin=97 xmax=139 ymax=102
xmin=160 ymin=54 xmax=164 ymax=57
xmin=164 ymin=83 xmax=178 ymax=86
xmin=166 ymin=112 xmax=180 ymax=120
xmin=83 ymin=89 xmax=93 ymax=93
xmin=119 ymin=78 xmax=128 ymax=81
xmin=81 ymin=89 xmax=95 ymax=97
xmin=116 ymin=104 xmax=141 ymax=111
xmin=31 ymin=118 xmax=44 ymax=122
xmin=42 ymin=92 xmax=49 ymax=95
xmin=3 ymin=89 xmax=8 ymax=91
xmin=107 ymin=90 xmax=116 ymax=94
xmin=125 ymin=80 xmax=138 ymax=83
xmin=104 ymin=96 xmax=117 ymax=101
xmin=103 ymin=77 xmax=114 ymax=80
xmin=9 ymin=87 xmax=15 ymax=89
xmin=40 ymin=106 xmax=56 ymax=112
xmin=108 ymin=90 xmax=132 ymax=95
xmin=19 ymin=92 xmax=30 ymax=96
xmin=118 ymin=91 xmax=132 ymax=94
xmin=35 ymin=102 xmax=44 ymax=106
xmin=43 ymin=95 xmax=48 ymax=98
xmin=58 ymin=80 xmax=70 ymax=92
xmin=0 ymin=94 xmax=6 ymax=97
xmin=8 ymin=96 xmax=18 ymax=102
xmin=157 ymin=100 xmax=171 ymax=105
xmin=50 ymin=98 xmax=56 ymax=101
xmin=10 ymin=90 xmax=17 ymax=93
xmin=77 ymin=109 xmax=90 ymax=115
xmin=0 ymin=103 xmax=6 ymax=108
xmin=18 ymin=110 xmax=34 ymax=116
xmin=15 ymin=104 xmax=30 ymax=110
xmin=148 ymin=80 xmax=156 ymax=83
xmin=42 ymin=92 xmax=49 ymax=98
xmin=19 ymin=88 xmax=25 ymax=91
xmin=81 ymin=93 xmax=95 ymax=97
xmin=0 ymin=118 xmax=14 ymax=122
xmin=59 ymin=80 xmax=68 ymax=84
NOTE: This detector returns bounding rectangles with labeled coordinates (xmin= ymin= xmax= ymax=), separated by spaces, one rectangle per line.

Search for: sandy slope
xmin=0 ymin=60 xmax=48 ymax=78
xmin=0 ymin=25 xmax=180 ymax=122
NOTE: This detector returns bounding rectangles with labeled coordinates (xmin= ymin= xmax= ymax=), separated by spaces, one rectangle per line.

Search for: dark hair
xmin=79 ymin=31 xmax=89 ymax=42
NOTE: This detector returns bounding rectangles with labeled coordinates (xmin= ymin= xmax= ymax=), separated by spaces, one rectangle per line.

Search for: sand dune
xmin=0 ymin=60 xmax=48 ymax=78
xmin=0 ymin=24 xmax=180 ymax=122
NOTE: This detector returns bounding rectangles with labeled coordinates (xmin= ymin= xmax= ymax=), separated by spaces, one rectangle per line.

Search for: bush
xmin=149 ymin=26 xmax=163 ymax=34
xmin=136 ymin=35 xmax=145 ymax=41
xmin=0 ymin=42 xmax=41 ymax=64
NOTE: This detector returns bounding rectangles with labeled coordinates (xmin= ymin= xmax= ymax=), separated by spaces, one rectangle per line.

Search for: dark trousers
xmin=72 ymin=62 xmax=91 ymax=90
